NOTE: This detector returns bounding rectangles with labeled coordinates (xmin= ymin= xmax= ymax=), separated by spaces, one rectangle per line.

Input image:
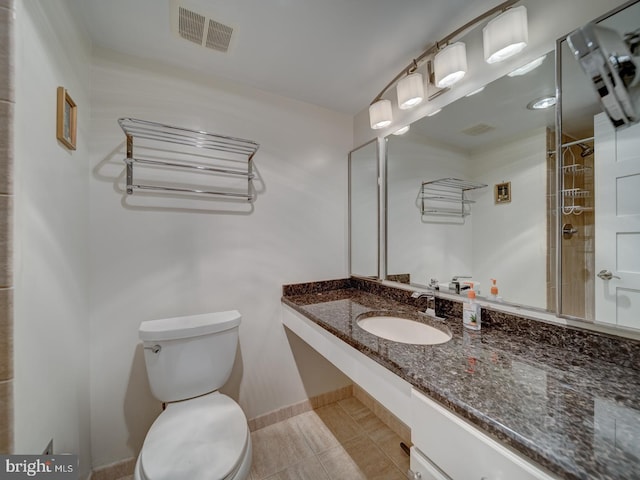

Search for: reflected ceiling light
xmin=483 ymin=6 xmax=528 ymax=64
xmin=427 ymin=108 xmax=443 ymax=117
xmin=508 ymin=55 xmax=546 ymax=77
xmin=369 ymin=99 xmax=393 ymax=129
xmin=397 ymin=73 xmax=425 ymax=109
xmin=392 ymin=125 xmax=410 ymax=135
xmin=466 ymin=86 xmax=486 ymax=97
xmin=434 ymin=42 xmax=468 ymax=88
xmin=527 ymin=96 xmax=556 ymax=110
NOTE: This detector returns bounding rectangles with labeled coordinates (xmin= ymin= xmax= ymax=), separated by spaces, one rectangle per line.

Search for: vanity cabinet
xmin=410 ymin=389 xmax=556 ymax=480
xmin=409 ymin=446 xmax=449 ymax=480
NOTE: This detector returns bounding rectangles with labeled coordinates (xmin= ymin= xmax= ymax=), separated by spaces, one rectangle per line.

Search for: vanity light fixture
xmin=368 ymin=0 xmax=525 ymax=131
xmin=369 ymin=99 xmax=393 ymax=129
xmin=508 ymin=54 xmax=547 ymax=77
xmin=483 ymin=6 xmax=528 ymax=64
xmin=527 ymin=95 xmax=556 ymax=110
xmin=392 ymin=125 xmax=410 ymax=135
xmin=397 ymin=71 xmax=425 ymax=109
xmin=434 ymin=42 xmax=468 ymax=88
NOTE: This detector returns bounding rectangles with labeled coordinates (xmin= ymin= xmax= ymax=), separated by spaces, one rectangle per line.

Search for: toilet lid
xmin=140 ymin=393 xmax=248 ymax=480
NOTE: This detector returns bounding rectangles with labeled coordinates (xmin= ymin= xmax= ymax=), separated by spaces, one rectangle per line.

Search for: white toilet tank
xmin=139 ymin=310 xmax=241 ymax=403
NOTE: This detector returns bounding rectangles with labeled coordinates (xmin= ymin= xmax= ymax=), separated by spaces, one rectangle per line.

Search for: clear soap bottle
xmin=462 ymin=283 xmax=481 ymax=331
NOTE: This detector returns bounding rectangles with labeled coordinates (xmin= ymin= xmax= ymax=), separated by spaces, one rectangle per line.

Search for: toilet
xmin=135 ymin=310 xmax=252 ymax=480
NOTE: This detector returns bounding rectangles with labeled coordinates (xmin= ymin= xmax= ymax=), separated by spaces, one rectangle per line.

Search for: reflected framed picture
xmin=56 ymin=86 xmax=77 ymax=150
xmin=495 ymin=181 xmax=511 ymax=204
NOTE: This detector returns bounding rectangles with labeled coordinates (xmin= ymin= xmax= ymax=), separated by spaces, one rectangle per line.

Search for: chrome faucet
xmin=411 ymin=290 xmax=436 ymax=315
xmin=451 ymin=275 xmax=471 ymax=294
xmin=412 ymin=291 xmax=435 ymax=301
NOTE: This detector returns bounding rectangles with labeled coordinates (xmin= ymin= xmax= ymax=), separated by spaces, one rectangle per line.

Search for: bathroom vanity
xmin=281 ymin=277 xmax=640 ymax=480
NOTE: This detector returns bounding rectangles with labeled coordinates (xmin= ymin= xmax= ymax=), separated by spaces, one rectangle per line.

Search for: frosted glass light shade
xmin=483 ymin=6 xmax=528 ymax=64
xmin=397 ymin=73 xmax=424 ymax=110
xmin=434 ymin=42 xmax=468 ymax=88
xmin=392 ymin=125 xmax=410 ymax=135
xmin=369 ymin=99 xmax=393 ymax=129
xmin=508 ymin=55 xmax=546 ymax=77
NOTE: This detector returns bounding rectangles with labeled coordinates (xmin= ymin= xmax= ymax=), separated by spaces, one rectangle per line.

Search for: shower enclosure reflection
xmin=558 ymin=0 xmax=640 ymax=324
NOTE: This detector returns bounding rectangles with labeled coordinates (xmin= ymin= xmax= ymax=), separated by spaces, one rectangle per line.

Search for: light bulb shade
xmin=434 ymin=42 xmax=468 ymax=88
xmin=393 ymin=125 xmax=410 ymax=135
xmin=369 ymin=99 xmax=393 ymax=129
xmin=397 ymin=73 xmax=424 ymax=109
xmin=483 ymin=6 xmax=528 ymax=64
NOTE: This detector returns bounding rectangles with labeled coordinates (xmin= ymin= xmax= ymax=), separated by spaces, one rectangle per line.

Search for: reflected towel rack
xmin=118 ymin=118 xmax=260 ymax=200
xmin=419 ymin=178 xmax=487 ymax=217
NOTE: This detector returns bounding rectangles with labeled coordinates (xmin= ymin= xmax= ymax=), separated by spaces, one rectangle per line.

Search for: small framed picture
xmin=56 ymin=87 xmax=77 ymax=150
xmin=495 ymin=181 xmax=511 ymax=204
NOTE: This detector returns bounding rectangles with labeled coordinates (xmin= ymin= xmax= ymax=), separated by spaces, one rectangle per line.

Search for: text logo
xmin=0 ymin=456 xmax=77 ymax=479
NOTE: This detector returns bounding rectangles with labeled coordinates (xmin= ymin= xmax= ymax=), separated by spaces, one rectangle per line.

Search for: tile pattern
xmin=0 ymin=288 xmax=13 ymax=380
xmin=112 ymin=399 xmax=410 ymax=480
xmin=353 ymin=385 xmax=410 ymax=443
xmin=248 ymin=386 xmax=352 ymax=432
xmin=282 ymin=277 xmax=640 ymax=480
xmin=91 ymin=458 xmax=136 ymax=480
xmin=0 ymin=0 xmax=14 ymax=455
xmin=249 ymin=399 xmax=409 ymax=480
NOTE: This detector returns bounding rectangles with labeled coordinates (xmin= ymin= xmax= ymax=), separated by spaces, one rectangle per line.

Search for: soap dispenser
xmin=462 ymin=282 xmax=481 ymax=331
xmin=488 ymin=278 xmax=502 ymax=302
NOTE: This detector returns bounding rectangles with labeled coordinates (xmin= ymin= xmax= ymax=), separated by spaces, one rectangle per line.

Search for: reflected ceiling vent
xmin=461 ymin=124 xmax=495 ymax=136
xmin=170 ymin=1 xmax=234 ymax=53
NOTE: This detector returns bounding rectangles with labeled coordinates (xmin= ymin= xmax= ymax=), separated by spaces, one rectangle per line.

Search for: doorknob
xmin=597 ymin=269 xmax=620 ymax=280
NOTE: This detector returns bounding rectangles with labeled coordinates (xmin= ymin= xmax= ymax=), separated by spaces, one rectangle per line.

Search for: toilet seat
xmin=139 ymin=392 xmax=249 ymax=480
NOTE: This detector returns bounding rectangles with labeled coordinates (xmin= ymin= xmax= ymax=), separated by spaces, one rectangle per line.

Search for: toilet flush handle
xmin=144 ymin=344 xmax=162 ymax=354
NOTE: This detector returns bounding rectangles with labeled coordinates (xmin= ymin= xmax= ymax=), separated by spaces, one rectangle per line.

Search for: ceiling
xmin=409 ymin=53 xmax=557 ymax=152
xmin=68 ymin=0 xmax=506 ymax=114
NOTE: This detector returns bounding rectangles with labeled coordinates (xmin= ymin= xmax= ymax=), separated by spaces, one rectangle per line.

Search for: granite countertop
xmin=281 ymin=278 xmax=640 ymax=480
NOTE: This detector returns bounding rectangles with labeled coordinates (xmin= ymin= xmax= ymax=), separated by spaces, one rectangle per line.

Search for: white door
xmin=594 ymin=113 xmax=640 ymax=329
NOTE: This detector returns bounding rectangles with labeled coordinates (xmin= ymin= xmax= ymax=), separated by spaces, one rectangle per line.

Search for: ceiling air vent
xmin=178 ymin=7 xmax=206 ymax=45
xmin=171 ymin=1 xmax=234 ymax=53
xmin=206 ymin=20 xmax=233 ymax=52
xmin=461 ymin=123 xmax=495 ymax=136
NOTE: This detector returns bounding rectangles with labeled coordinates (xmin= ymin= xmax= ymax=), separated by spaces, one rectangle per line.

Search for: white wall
xmin=469 ymin=129 xmax=547 ymax=307
xmin=13 ymin=0 xmax=92 ymax=476
xmin=386 ymin=133 xmax=472 ymax=285
xmin=88 ymin=48 xmax=353 ymax=466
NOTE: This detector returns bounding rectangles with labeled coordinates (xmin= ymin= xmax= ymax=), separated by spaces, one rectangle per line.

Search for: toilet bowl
xmin=135 ymin=310 xmax=251 ymax=480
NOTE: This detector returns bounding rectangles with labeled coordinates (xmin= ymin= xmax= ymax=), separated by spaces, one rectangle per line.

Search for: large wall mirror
xmin=386 ymin=51 xmax=555 ymax=311
xmin=558 ymin=0 xmax=640 ymax=328
xmin=375 ymin=0 xmax=640 ymax=330
xmin=349 ymin=140 xmax=379 ymax=277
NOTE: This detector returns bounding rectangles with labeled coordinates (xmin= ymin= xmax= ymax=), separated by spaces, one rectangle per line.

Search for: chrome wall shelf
xmin=562 ymin=188 xmax=591 ymax=198
xmin=118 ymin=118 xmax=260 ymax=200
xmin=419 ymin=178 xmax=487 ymax=217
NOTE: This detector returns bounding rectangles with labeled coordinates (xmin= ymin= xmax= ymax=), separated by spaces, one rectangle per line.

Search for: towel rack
xmin=118 ymin=118 xmax=260 ymax=200
xmin=419 ymin=178 xmax=487 ymax=217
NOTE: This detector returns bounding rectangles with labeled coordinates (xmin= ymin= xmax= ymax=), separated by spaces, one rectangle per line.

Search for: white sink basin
xmin=357 ymin=315 xmax=452 ymax=345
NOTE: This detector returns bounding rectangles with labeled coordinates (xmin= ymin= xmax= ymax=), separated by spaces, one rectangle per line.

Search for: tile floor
xmin=117 ymin=397 xmax=410 ymax=480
